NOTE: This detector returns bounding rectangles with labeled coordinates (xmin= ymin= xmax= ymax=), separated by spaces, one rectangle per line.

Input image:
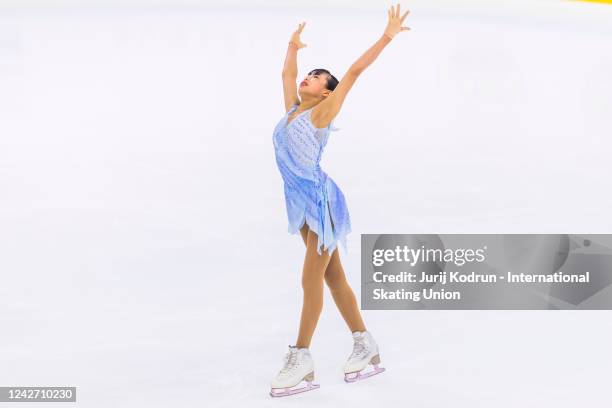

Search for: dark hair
xmin=308 ymin=68 xmax=339 ymax=92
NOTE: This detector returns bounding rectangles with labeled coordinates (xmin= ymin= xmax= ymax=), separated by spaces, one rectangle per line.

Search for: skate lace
xmin=349 ymin=336 xmax=368 ymax=360
xmin=279 ymin=349 xmax=299 ymax=376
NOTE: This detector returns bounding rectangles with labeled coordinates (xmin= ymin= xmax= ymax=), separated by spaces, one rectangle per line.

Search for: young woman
xmin=270 ymin=4 xmax=410 ymax=397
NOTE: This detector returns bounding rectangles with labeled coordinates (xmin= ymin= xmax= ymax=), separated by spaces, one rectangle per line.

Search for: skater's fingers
xmin=400 ymin=10 xmax=410 ymax=23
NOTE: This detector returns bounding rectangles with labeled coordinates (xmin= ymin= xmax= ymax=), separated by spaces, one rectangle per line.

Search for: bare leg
xmin=295 ymin=224 xmax=333 ymax=348
xmin=299 ymin=223 xmax=367 ymax=333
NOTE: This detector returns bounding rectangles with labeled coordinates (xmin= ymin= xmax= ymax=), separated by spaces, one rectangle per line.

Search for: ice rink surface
xmin=1 ymin=0 xmax=611 ymax=406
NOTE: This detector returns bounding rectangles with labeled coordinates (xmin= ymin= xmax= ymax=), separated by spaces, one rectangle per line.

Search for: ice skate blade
xmin=270 ymin=381 xmax=320 ymax=397
xmin=344 ymin=364 xmax=386 ymax=383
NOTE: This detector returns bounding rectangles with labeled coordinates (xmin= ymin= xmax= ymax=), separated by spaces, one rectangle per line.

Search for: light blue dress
xmin=272 ymin=103 xmax=352 ymax=256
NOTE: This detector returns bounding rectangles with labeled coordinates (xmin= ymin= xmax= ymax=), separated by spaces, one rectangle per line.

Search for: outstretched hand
xmin=384 ymin=4 xmax=410 ymax=39
xmin=289 ymin=22 xmax=307 ymax=49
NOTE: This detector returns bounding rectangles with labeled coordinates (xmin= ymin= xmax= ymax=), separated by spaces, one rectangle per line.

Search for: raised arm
xmin=311 ymin=4 xmax=410 ymax=128
xmin=281 ymin=22 xmax=307 ymax=112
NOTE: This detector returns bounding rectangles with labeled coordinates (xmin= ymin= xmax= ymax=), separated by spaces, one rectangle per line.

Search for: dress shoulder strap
xmin=288 ymin=103 xmax=299 ymax=115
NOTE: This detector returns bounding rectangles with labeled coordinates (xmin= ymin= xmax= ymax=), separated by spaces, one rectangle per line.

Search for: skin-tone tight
xmin=295 ymin=222 xmax=366 ymax=349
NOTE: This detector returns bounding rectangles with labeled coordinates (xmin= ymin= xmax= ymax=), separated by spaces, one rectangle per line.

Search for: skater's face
xmin=298 ymin=72 xmax=332 ymax=99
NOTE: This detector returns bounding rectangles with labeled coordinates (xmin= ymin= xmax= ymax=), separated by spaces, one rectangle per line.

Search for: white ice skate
xmin=343 ymin=331 xmax=386 ymax=383
xmin=270 ymin=345 xmax=320 ymax=397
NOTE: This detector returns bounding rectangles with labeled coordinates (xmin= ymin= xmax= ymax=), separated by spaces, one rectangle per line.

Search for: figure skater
xmin=270 ymin=4 xmax=410 ymax=397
